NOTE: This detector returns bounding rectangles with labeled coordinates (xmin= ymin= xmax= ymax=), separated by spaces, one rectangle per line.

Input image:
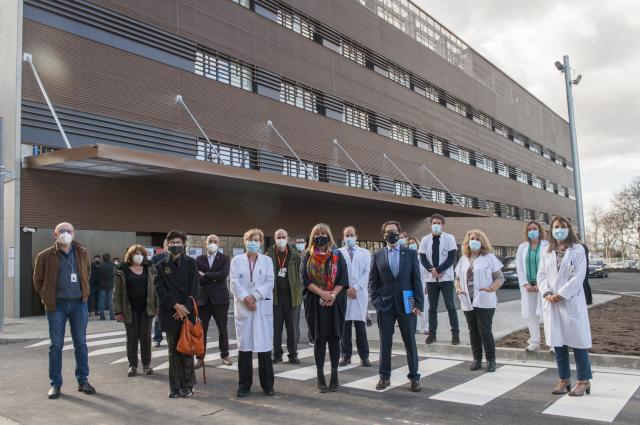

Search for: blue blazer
xmin=369 ymin=246 xmax=424 ymax=314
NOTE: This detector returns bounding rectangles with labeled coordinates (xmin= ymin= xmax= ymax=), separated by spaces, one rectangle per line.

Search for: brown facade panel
xmin=21 ymin=20 xmax=575 ymax=220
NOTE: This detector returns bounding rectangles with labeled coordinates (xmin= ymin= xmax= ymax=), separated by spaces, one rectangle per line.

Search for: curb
xmin=367 ymin=339 xmax=640 ymax=370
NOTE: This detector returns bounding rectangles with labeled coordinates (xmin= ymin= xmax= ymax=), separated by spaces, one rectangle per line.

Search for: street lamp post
xmin=555 ymin=55 xmax=585 ymax=241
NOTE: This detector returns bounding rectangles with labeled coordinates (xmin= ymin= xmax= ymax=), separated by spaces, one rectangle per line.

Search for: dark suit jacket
xmin=154 ymin=255 xmax=200 ymax=333
xmin=195 ymin=253 xmax=231 ymax=306
xmin=369 ymin=246 xmax=424 ymax=314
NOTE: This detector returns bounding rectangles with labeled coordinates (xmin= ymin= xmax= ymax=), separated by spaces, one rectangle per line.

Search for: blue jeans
xmin=98 ymin=288 xmax=114 ymax=320
xmin=153 ymin=314 xmax=163 ymax=343
xmin=554 ymin=345 xmax=593 ymax=381
xmin=47 ymin=299 xmax=89 ymax=387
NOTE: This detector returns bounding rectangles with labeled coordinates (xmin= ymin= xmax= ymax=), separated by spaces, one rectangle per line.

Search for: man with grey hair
xmin=33 ymin=222 xmax=96 ymax=399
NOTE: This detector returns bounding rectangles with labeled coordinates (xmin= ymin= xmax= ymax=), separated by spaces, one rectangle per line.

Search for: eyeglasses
xmin=58 ymin=229 xmax=73 ymax=234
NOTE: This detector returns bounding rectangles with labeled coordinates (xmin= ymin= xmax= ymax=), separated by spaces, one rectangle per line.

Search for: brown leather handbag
xmin=177 ymin=296 xmax=207 ymax=383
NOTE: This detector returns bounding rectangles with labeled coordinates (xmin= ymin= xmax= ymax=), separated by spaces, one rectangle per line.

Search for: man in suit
xmin=195 ymin=234 xmax=231 ymax=367
xmin=369 ymin=220 xmax=424 ymax=392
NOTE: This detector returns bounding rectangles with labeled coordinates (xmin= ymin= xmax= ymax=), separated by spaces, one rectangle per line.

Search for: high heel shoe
xmin=569 ymin=381 xmax=591 ymax=396
xmin=551 ymin=379 xmax=571 ymax=395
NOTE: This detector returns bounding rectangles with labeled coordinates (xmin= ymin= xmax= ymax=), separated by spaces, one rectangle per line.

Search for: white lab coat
xmin=339 ymin=246 xmax=371 ymax=322
xmin=455 ymin=253 xmax=503 ymax=311
xmin=418 ymin=232 xmax=457 ymax=282
xmin=230 ymin=253 xmax=275 ymax=352
xmin=537 ymin=244 xmax=591 ymax=349
xmin=515 ymin=240 xmax=548 ymax=319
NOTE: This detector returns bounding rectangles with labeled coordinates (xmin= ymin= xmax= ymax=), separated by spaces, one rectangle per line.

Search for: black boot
xmin=317 ymin=370 xmax=328 ymax=393
xmin=469 ymin=359 xmax=482 ymax=371
xmin=486 ymin=360 xmax=497 ymax=372
xmin=329 ymin=368 xmax=339 ymax=392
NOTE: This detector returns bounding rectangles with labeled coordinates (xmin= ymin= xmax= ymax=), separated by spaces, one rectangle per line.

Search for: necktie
xmin=348 ymin=247 xmax=354 ymax=260
xmin=389 ymin=248 xmax=399 ymax=277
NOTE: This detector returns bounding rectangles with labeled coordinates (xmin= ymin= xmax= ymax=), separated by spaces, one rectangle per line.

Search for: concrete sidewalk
xmin=0 ymin=315 xmax=122 ymax=344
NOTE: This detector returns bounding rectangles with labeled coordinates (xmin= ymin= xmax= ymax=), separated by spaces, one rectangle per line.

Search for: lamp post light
xmin=555 ymin=55 xmax=585 ymax=241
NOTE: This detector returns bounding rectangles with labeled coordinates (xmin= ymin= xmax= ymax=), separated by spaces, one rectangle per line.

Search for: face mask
xmin=57 ymin=232 xmax=73 ymax=245
xmin=409 ymin=243 xmax=418 ymax=251
xmin=206 ymin=243 xmax=218 ymax=254
xmin=344 ymin=237 xmax=357 ymax=248
xmin=168 ymin=245 xmax=183 ymax=256
xmin=246 ymin=240 xmax=260 ymax=253
xmin=295 ymin=243 xmax=306 ymax=252
xmin=552 ymin=228 xmax=569 ymax=241
xmin=276 ymin=239 xmax=288 ymax=249
xmin=528 ymin=230 xmax=540 ymax=240
xmin=384 ymin=232 xmax=400 ymax=245
xmin=132 ymin=254 xmax=144 ymax=265
xmin=94 ymin=260 xmax=101 ymax=265
xmin=314 ymin=235 xmax=329 ymax=246
xmin=432 ymin=223 xmax=442 ymax=235
xmin=398 ymin=238 xmax=406 ymax=247
xmin=469 ymin=240 xmax=482 ymax=252
xmin=113 ymin=261 xmax=119 ymax=265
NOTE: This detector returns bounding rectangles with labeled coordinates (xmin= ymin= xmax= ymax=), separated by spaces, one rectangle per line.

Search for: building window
xmin=545 ymin=181 xmax=555 ymax=193
xmin=342 ymin=41 xmax=366 ymax=66
xmin=496 ymin=161 xmax=509 ymax=177
xmin=387 ymin=66 xmax=410 ymax=88
xmin=394 ymin=181 xmax=412 ymax=197
xmin=558 ymin=186 xmax=567 ymax=197
xmin=343 ymin=105 xmax=369 ymax=130
xmin=522 ymin=208 xmax=534 ymax=221
xmin=494 ymin=125 xmax=508 ymax=138
xmin=476 ymin=156 xmax=495 ymax=173
xmin=529 ymin=142 xmax=541 ymax=154
xmin=472 ymin=112 xmax=492 ymax=129
xmin=447 ymin=101 xmax=467 ymax=117
xmin=485 ymin=200 xmax=498 ymax=217
xmin=432 ymin=137 xmax=444 ymax=155
xmin=283 ymin=157 xmax=319 ymax=180
xmin=532 ymin=175 xmax=543 ymax=189
xmin=346 ymin=170 xmax=377 ymax=190
xmin=505 ymin=204 xmax=519 ymax=220
xmin=517 ymin=169 xmax=529 ymax=184
xmin=415 ymin=84 xmax=439 ymax=103
xmin=513 ymin=136 xmax=525 ymax=147
xmin=280 ymin=82 xmax=317 ymax=113
xmin=195 ymin=51 xmax=252 ymax=91
xmin=458 ymin=147 xmax=471 ymax=164
xmin=542 ymin=149 xmax=551 ymax=160
xmin=431 ymin=189 xmax=446 ymax=204
xmin=196 ymin=140 xmax=254 ymax=168
xmin=537 ymin=211 xmax=550 ymax=224
xmin=390 ymin=123 xmax=412 ymax=144
xmin=277 ymin=9 xmax=314 ymax=39
xmin=231 ymin=0 xmax=250 ymax=8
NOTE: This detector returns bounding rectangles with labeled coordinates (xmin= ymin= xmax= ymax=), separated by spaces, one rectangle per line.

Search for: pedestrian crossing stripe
xmin=25 ymin=330 xmax=126 ymax=348
xmin=110 ymin=340 xmax=238 ymax=364
xmin=275 ymin=352 xmax=382 ymax=380
xmin=430 ymin=365 xmax=546 ymax=405
xmin=219 ymin=347 xmax=316 ymax=371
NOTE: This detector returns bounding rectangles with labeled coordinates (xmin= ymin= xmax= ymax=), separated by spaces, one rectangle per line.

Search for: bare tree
xmin=612 ymin=177 xmax=640 ymax=259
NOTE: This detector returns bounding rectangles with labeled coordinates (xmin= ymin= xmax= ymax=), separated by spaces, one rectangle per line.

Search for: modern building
xmin=1 ymin=0 xmax=576 ymax=318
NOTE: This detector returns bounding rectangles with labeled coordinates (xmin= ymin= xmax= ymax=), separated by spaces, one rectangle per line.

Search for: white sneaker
xmin=525 ymin=343 xmax=540 ymax=352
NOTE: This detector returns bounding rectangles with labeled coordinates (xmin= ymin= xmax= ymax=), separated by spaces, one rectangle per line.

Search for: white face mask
xmin=132 ymin=254 xmax=144 ymax=265
xmin=276 ymin=238 xmax=288 ymax=249
xmin=57 ymin=232 xmax=73 ymax=245
xmin=207 ymin=243 xmax=218 ymax=254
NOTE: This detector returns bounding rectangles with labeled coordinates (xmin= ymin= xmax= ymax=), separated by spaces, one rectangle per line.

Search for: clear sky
xmin=415 ymin=0 xmax=640 ymax=220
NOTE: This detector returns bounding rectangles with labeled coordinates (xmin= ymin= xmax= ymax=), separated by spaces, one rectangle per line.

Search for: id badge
xmin=70 ymin=273 xmax=78 ymax=283
xmin=278 ymin=267 xmax=287 ymax=278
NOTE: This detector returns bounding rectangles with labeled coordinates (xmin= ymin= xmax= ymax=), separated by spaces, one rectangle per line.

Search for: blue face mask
xmin=432 ymin=223 xmax=442 ymax=235
xmin=295 ymin=243 xmax=306 ymax=252
xmin=344 ymin=237 xmax=357 ymax=248
xmin=528 ymin=229 xmax=540 ymax=240
xmin=469 ymin=240 xmax=482 ymax=252
xmin=398 ymin=238 xmax=406 ymax=247
xmin=552 ymin=228 xmax=569 ymax=241
xmin=246 ymin=240 xmax=260 ymax=253
xmin=408 ymin=243 xmax=418 ymax=251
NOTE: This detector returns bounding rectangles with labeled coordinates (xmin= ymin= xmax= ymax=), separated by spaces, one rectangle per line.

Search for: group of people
xmin=33 ymin=213 xmax=593 ymax=400
xmin=87 ymin=253 xmax=120 ymax=321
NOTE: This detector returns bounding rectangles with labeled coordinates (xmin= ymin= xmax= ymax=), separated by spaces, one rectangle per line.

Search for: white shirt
xmin=207 ymin=253 xmax=217 ymax=268
xmin=418 ymin=232 xmax=457 ymax=282
xmin=455 ymin=253 xmax=503 ymax=310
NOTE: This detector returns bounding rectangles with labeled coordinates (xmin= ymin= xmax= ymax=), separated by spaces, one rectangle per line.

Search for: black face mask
xmin=384 ymin=232 xmax=400 ymax=244
xmin=94 ymin=260 xmax=101 ymax=265
xmin=168 ymin=245 xmax=184 ymax=256
xmin=314 ymin=235 xmax=329 ymax=246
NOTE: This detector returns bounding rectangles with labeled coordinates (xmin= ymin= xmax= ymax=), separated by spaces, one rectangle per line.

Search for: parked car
xmin=501 ymin=257 xmax=520 ymax=288
xmin=588 ymin=259 xmax=608 ymax=278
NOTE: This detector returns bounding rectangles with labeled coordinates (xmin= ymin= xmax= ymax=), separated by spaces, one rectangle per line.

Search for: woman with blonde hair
xmin=515 ymin=221 xmax=549 ymax=352
xmin=538 ymin=216 xmax=592 ymax=396
xmin=454 ymin=229 xmax=504 ymax=372
xmin=301 ymin=223 xmax=349 ymax=392
xmin=113 ymin=244 xmax=157 ymax=377
xmin=230 ymin=228 xmax=275 ymax=397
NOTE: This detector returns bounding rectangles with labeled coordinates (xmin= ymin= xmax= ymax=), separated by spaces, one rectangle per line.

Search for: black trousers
xmin=340 ymin=320 xmax=370 ymax=360
xmin=273 ymin=292 xmax=299 ymax=359
xmin=427 ymin=281 xmax=460 ymax=335
xmin=314 ymin=335 xmax=341 ymax=370
xmin=464 ymin=308 xmax=496 ymax=361
xmin=377 ymin=308 xmax=419 ymax=381
xmin=124 ymin=309 xmax=153 ymax=368
xmin=166 ymin=329 xmax=196 ymax=391
xmin=199 ymin=302 xmax=230 ymax=358
xmin=238 ymin=351 xmax=274 ymax=391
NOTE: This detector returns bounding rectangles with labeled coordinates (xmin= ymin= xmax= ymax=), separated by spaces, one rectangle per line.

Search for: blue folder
xmin=402 ymin=290 xmax=414 ymax=314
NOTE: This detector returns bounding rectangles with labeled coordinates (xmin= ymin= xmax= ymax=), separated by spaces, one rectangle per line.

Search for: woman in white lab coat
xmin=408 ymin=237 xmax=429 ymax=335
xmin=338 ymin=226 xmax=372 ymax=367
xmin=537 ymin=216 xmax=592 ymax=397
xmin=454 ymin=229 xmax=504 ymax=372
xmin=515 ymin=221 xmax=549 ymax=352
xmin=230 ymin=228 xmax=275 ymax=398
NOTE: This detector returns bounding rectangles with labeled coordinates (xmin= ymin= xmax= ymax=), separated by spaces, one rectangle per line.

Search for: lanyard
xmin=276 ymin=247 xmax=288 ymax=269
xmin=248 ymin=254 xmax=257 ymax=282
xmin=60 ymin=249 xmax=76 ymax=273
